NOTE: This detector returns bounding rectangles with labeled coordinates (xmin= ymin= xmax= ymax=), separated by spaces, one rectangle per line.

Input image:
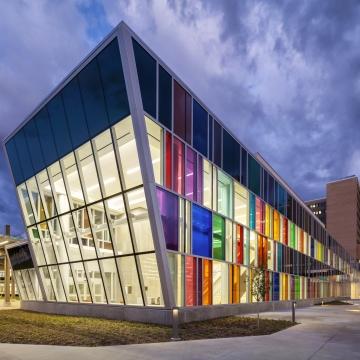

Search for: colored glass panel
xmin=213 ymin=214 xmax=225 ymax=260
xmin=174 ymin=81 xmax=191 ymax=143
xmin=173 ymin=137 xmax=184 ymax=195
xmin=213 ymin=120 xmax=222 ymax=167
xmin=185 ymin=147 xmax=197 ymax=201
xmin=185 ymin=256 xmax=196 ymax=306
xmin=157 ymin=188 xmax=178 ymax=251
xmin=192 ymin=204 xmax=212 ymax=257
xmin=202 ymin=259 xmax=212 ymax=305
xmin=158 ymin=65 xmax=172 ymax=129
xmin=193 ymin=100 xmax=208 ymax=156
xmin=223 ymin=130 xmax=240 ymax=181
xmin=236 ymin=224 xmax=244 ymax=264
xmin=165 ymin=132 xmax=172 ymax=189
xmin=231 ymin=264 xmax=240 ymax=303
xmin=249 ymin=193 xmax=256 ymax=230
xmin=197 ymin=155 xmax=203 ymax=204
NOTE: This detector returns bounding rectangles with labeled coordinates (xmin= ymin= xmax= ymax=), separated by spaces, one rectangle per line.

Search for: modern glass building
xmin=3 ymin=22 xmax=359 ymax=323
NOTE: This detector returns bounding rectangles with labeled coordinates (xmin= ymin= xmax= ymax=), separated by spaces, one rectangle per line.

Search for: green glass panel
xmin=213 ymin=214 xmax=225 ymax=260
xmin=290 ymin=223 xmax=296 ymax=248
xmin=249 ymin=193 xmax=256 ymax=230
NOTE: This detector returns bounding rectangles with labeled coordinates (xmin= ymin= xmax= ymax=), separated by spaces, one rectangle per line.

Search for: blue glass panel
xmin=193 ymin=100 xmax=208 ymax=157
xmin=277 ymin=243 xmax=282 ymax=272
xmin=208 ymin=116 xmax=213 ymax=161
xmin=272 ymin=272 xmax=279 ymax=301
xmin=47 ymin=95 xmax=72 ymax=158
xmin=192 ymin=204 xmax=212 ymax=258
xmin=78 ymin=58 xmax=109 ymax=137
xmin=97 ymin=39 xmax=130 ymax=125
xmin=223 ymin=130 xmax=240 ymax=181
xmin=248 ymin=155 xmax=260 ymax=196
xmin=34 ymin=108 xmax=58 ymax=166
xmin=241 ymin=147 xmax=247 ymax=186
xmin=213 ymin=120 xmax=222 ymax=167
xmin=158 ymin=65 xmax=172 ymax=129
xmin=62 ymin=77 xmax=89 ymax=148
xmin=23 ymin=120 xmax=45 ymax=173
xmin=132 ymin=39 xmax=156 ymax=118
xmin=14 ymin=129 xmax=34 ymax=180
xmin=5 ymin=138 xmax=24 ymax=185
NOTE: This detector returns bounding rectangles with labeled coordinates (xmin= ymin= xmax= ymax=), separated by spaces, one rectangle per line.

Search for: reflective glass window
xmin=38 ymin=221 xmax=57 ymax=265
xmin=173 ymin=81 xmax=191 ymax=143
xmin=62 ymin=153 xmax=85 ymax=209
xmin=234 ymin=182 xmax=249 ymax=226
xmin=47 ymin=94 xmax=73 ymax=157
xmin=14 ymin=129 xmax=34 ymax=180
xmin=77 ymin=142 xmax=102 ymax=203
xmin=23 ymin=120 xmax=45 ymax=173
xmin=133 ymin=39 xmax=156 ymax=118
xmin=78 ymin=58 xmax=109 ymax=137
xmin=36 ymin=170 xmax=57 ymax=219
xmin=185 ymin=147 xmax=197 ymax=201
xmin=157 ymin=188 xmax=178 ymax=251
xmin=126 ymin=188 xmax=154 ymax=252
xmin=100 ymin=258 xmax=123 ymax=304
xmin=105 ymin=195 xmax=133 ymax=255
xmin=59 ymin=213 xmax=82 ymax=261
xmin=138 ymin=253 xmax=163 ymax=306
xmin=39 ymin=266 xmax=56 ymax=301
xmin=167 ymin=253 xmax=184 ymax=306
xmin=114 ymin=116 xmax=143 ymax=189
xmin=223 ymin=130 xmax=240 ymax=181
xmin=62 ymin=77 xmax=89 ymax=148
xmin=88 ymin=201 xmax=114 ymax=258
xmin=85 ymin=260 xmax=107 ymax=303
xmin=213 ymin=214 xmax=225 ymax=260
xmin=203 ymin=159 xmax=212 ymax=209
xmin=212 ymin=261 xmax=228 ymax=305
xmin=116 ymin=256 xmax=143 ymax=305
xmin=48 ymin=162 xmax=70 ymax=214
xmin=158 ymin=65 xmax=172 ymax=129
xmin=28 ymin=225 xmax=46 ymax=266
xmin=94 ymin=130 xmax=122 ymax=197
xmin=5 ymin=138 xmax=24 ymax=185
xmin=14 ymin=271 xmax=28 ymax=300
xmin=59 ymin=263 xmax=78 ymax=302
xmin=193 ymin=100 xmax=208 ymax=157
xmin=17 ymin=184 xmax=35 ymax=226
xmin=213 ymin=120 xmax=222 ymax=167
xmin=241 ymin=147 xmax=247 ymax=186
xmin=97 ymin=39 xmax=130 ymax=125
xmin=72 ymin=208 xmax=96 ymax=260
xmin=217 ymin=170 xmax=232 ymax=218
xmin=71 ymin=262 xmax=91 ymax=302
xmin=26 ymin=178 xmax=45 ymax=223
xmin=145 ymin=117 xmax=162 ymax=185
xmin=49 ymin=265 xmax=66 ymax=301
xmin=34 ymin=108 xmax=58 ymax=167
xmin=48 ymin=218 xmax=68 ymax=263
xmin=192 ymin=204 xmax=212 ymax=258
xmin=248 ymin=155 xmax=261 ymax=196
xmin=28 ymin=268 xmax=43 ymax=300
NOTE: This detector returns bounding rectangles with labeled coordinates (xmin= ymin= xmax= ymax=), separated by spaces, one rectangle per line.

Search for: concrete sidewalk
xmin=0 ymin=301 xmax=358 ymax=360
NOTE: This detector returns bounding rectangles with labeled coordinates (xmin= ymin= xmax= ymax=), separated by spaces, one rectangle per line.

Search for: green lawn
xmin=0 ymin=310 xmax=294 ymax=346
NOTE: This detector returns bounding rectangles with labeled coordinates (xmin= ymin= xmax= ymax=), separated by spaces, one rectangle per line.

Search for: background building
xmin=3 ymin=22 xmax=359 ymax=324
xmin=306 ymin=176 xmax=360 ymax=263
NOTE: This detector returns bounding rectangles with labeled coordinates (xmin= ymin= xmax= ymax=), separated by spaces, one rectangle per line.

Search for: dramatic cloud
xmin=1 ymin=0 xmax=359 ymax=236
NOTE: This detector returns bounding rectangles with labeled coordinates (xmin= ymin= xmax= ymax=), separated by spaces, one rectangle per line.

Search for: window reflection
xmin=85 ymin=260 xmax=107 ymax=304
xmin=38 ymin=221 xmax=57 ymax=265
xmin=145 ymin=117 xmax=162 ymax=185
xmin=17 ymin=184 xmax=35 ymax=226
xmin=59 ymin=263 xmax=78 ymax=302
xmin=48 ymin=218 xmax=68 ymax=263
xmin=36 ymin=170 xmax=57 ymax=219
xmin=100 ymin=258 xmax=124 ymax=304
xmin=71 ymin=262 xmax=91 ymax=303
xmin=28 ymin=225 xmax=46 ymax=266
xmin=49 ymin=162 xmax=70 ymax=214
xmin=26 ymin=178 xmax=45 ymax=223
xmin=59 ymin=214 xmax=82 ymax=261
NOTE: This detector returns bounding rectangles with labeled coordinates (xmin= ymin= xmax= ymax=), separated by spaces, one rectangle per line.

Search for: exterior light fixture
xmin=171 ymin=307 xmax=181 ymax=341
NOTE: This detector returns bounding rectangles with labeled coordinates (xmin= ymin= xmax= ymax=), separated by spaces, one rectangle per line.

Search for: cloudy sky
xmin=1 ymin=0 xmax=359 ymax=236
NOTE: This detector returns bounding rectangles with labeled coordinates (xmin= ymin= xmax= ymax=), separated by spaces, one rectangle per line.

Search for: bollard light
xmin=171 ymin=307 xmax=181 ymax=341
xmin=292 ymin=301 xmax=296 ymax=323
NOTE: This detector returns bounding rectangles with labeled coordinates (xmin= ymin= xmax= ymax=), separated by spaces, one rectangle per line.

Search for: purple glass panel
xmin=197 ymin=154 xmax=203 ymax=204
xmin=156 ymin=187 xmax=178 ymax=251
xmin=185 ymin=147 xmax=197 ymax=201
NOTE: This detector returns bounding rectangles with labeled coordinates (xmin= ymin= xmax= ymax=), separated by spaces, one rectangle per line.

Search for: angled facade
xmin=3 ymin=23 xmax=360 ymax=323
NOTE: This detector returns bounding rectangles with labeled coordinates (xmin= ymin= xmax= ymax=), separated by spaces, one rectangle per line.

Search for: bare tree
xmin=250 ymin=267 xmax=269 ymax=328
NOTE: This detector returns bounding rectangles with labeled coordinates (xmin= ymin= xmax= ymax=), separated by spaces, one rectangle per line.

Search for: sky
xmin=0 ymin=0 xmax=360 ymax=237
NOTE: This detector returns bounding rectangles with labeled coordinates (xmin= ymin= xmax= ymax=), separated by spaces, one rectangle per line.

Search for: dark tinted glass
xmin=158 ymin=65 xmax=172 ymax=129
xmin=192 ymin=100 xmax=208 ymax=157
xmin=47 ymin=94 xmax=72 ymax=157
xmin=14 ymin=129 xmax=34 ymax=179
xmin=241 ymin=147 xmax=247 ymax=186
xmin=174 ymin=80 xmax=192 ymax=143
xmin=263 ymin=170 xmax=268 ymax=202
xmin=222 ymin=129 xmax=240 ymax=181
xmin=78 ymin=58 xmax=109 ymax=137
xmin=268 ymin=175 xmax=274 ymax=207
xmin=208 ymin=116 xmax=213 ymax=161
xmin=5 ymin=138 xmax=24 ymax=185
xmin=62 ymin=77 xmax=89 ymax=148
xmin=248 ymin=155 xmax=260 ymax=196
xmin=97 ymin=39 xmax=130 ymax=125
xmin=213 ymin=120 xmax=222 ymax=167
xmin=132 ymin=39 xmax=156 ymax=118
xmin=23 ymin=120 xmax=45 ymax=173
xmin=34 ymin=108 xmax=58 ymax=167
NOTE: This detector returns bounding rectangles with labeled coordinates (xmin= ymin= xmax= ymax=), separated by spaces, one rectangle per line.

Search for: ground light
xmin=292 ymin=301 xmax=296 ymax=323
xmin=171 ymin=307 xmax=181 ymax=341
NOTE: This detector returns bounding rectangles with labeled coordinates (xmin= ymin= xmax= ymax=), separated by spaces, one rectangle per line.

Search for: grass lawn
xmin=0 ymin=310 xmax=294 ymax=346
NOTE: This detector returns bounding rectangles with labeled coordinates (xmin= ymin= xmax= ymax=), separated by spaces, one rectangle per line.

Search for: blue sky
xmin=1 ymin=0 xmax=360 ymax=236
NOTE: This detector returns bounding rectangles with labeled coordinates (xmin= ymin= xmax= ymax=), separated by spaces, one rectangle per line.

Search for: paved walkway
xmin=0 ymin=301 xmax=359 ymax=360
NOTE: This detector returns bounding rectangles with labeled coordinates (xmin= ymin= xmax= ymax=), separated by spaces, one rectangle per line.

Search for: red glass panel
xmin=256 ymin=197 xmax=262 ymax=234
xmin=185 ymin=256 xmax=196 ymax=306
xmin=165 ymin=132 xmax=172 ymax=189
xmin=283 ymin=218 xmax=288 ymax=245
xmin=174 ymin=81 xmax=192 ymax=144
xmin=173 ymin=137 xmax=184 ymax=195
xmin=262 ymin=236 xmax=268 ymax=269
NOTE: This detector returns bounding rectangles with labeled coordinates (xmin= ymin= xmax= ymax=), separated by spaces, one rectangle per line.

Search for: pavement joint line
xmin=306 ymin=328 xmax=343 ymax=360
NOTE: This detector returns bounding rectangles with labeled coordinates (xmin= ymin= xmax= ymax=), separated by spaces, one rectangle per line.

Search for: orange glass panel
xmin=231 ymin=265 xmax=240 ymax=303
xmin=185 ymin=256 xmax=196 ymax=306
xmin=202 ymin=259 xmax=212 ymax=305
